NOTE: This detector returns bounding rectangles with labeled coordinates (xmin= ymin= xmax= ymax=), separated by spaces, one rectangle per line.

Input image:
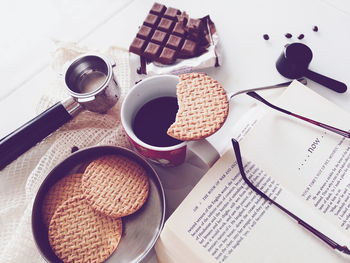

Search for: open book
xmin=155 ymin=81 xmax=350 ymax=262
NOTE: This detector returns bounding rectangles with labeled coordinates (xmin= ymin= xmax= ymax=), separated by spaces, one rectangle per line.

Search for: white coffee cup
xmin=121 ymin=75 xmax=219 ymax=167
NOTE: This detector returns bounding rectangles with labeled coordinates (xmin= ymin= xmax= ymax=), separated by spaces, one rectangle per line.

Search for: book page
xmin=155 ymin=81 xmax=350 ymax=263
xmin=241 ymin=81 xmax=350 ymax=237
xmin=157 ymin=149 xmax=350 ymax=262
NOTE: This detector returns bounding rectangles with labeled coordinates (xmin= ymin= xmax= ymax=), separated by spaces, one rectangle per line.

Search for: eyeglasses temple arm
xmin=231 ymin=138 xmax=350 ymax=255
xmin=246 ymin=92 xmax=350 ymax=139
xmin=228 ymin=78 xmax=307 ymax=99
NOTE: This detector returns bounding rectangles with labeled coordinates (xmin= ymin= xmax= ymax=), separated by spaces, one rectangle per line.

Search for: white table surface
xmin=2 ymin=0 xmax=350 ymax=148
xmin=1 ymin=0 xmax=350 ymax=262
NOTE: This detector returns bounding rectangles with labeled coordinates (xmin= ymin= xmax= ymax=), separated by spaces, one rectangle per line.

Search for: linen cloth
xmin=0 ymin=43 xmax=132 ymax=262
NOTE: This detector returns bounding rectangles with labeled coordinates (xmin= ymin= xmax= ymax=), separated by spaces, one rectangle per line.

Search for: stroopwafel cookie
xmin=82 ymin=155 xmax=149 ymax=218
xmin=167 ymin=72 xmax=229 ymax=140
xmin=48 ymin=195 xmax=122 ymax=263
xmin=42 ymin=173 xmax=82 ymax=227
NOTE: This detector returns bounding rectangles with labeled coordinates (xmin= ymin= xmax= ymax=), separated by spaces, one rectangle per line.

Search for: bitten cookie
xmin=167 ymin=73 xmax=229 ymax=140
xmin=42 ymin=173 xmax=82 ymax=227
xmin=82 ymin=155 xmax=149 ymax=218
xmin=48 ymin=195 xmax=122 ymax=263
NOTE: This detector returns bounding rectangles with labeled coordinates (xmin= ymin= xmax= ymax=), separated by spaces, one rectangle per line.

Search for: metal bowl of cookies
xmin=32 ymin=146 xmax=165 ymax=263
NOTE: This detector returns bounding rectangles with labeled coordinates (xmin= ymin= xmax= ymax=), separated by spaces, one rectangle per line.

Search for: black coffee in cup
xmin=132 ymin=97 xmax=183 ymax=147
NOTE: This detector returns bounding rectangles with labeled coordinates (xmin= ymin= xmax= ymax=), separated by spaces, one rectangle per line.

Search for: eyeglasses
xmin=231 ymin=138 xmax=350 ymax=255
xmin=245 ymin=91 xmax=350 ymax=138
xmin=228 ymin=79 xmax=350 ymax=139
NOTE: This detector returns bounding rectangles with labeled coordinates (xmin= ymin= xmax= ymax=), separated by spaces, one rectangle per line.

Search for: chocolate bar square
xmin=166 ymin=34 xmax=183 ymax=50
xmin=158 ymin=47 xmax=177 ymax=65
xmin=137 ymin=25 xmax=153 ymax=40
xmin=179 ymin=39 xmax=197 ymax=57
xmin=151 ymin=30 xmax=168 ymax=45
xmin=143 ymin=42 xmax=162 ymax=59
xmin=129 ymin=38 xmax=146 ymax=55
xmin=164 ymin=7 xmax=181 ymax=20
xmin=158 ymin=18 xmax=175 ymax=32
xmin=150 ymin=2 xmax=166 ymax=15
xmin=173 ymin=22 xmax=186 ymax=37
xmin=187 ymin=18 xmax=204 ymax=33
xmin=144 ymin=13 xmax=160 ymax=27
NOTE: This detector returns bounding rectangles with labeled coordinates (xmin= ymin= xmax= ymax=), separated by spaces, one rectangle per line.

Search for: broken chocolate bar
xmin=129 ymin=2 xmax=211 ymax=65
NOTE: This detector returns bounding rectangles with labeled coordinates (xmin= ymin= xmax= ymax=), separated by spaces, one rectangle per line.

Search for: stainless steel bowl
xmin=32 ymin=146 xmax=165 ymax=262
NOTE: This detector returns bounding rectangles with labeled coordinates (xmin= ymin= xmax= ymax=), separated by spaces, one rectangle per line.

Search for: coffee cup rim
xmin=121 ymin=74 xmax=186 ymax=151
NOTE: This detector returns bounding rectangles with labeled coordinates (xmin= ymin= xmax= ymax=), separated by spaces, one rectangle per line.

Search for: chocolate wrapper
xmin=138 ymin=15 xmax=221 ymax=75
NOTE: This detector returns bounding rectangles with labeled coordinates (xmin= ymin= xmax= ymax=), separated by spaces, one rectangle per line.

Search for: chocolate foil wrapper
xmin=140 ymin=15 xmax=221 ymax=75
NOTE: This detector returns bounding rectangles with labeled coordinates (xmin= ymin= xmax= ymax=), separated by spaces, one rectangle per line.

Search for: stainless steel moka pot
xmin=0 ymin=54 xmax=121 ymax=170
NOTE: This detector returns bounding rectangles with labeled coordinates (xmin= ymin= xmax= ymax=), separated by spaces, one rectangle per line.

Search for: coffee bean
xmin=263 ymin=34 xmax=269 ymax=40
xmin=285 ymin=33 xmax=292 ymax=39
xmin=313 ymin=26 xmax=318 ymax=32
xmin=298 ymin=34 xmax=304 ymax=40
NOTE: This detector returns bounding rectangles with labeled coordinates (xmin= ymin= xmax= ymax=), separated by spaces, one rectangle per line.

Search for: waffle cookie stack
xmin=42 ymin=155 xmax=149 ymax=263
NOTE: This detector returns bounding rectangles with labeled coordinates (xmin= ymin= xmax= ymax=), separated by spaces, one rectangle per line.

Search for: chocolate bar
xmin=129 ymin=2 xmax=211 ymax=65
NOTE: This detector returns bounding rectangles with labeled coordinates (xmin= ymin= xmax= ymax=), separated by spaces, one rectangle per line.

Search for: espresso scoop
xmin=276 ymin=43 xmax=347 ymax=93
